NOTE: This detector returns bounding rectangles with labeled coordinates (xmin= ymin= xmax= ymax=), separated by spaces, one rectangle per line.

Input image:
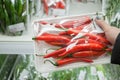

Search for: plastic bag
xmin=42 ymin=0 xmax=66 ymax=15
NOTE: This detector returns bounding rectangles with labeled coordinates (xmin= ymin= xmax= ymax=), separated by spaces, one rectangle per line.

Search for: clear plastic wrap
xmin=33 ymin=13 xmax=112 ymax=73
xmin=42 ymin=0 xmax=66 ymax=16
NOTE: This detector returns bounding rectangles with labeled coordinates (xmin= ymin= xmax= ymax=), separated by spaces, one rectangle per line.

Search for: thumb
xmin=95 ymin=19 xmax=111 ymax=32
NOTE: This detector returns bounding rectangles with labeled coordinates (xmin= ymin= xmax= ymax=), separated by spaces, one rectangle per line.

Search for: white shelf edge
xmin=0 ymin=41 xmax=34 ymax=54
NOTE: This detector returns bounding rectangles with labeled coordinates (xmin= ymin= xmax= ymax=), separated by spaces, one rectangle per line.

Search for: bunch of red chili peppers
xmin=33 ymin=16 xmax=112 ymax=66
xmin=42 ymin=0 xmax=65 ymax=15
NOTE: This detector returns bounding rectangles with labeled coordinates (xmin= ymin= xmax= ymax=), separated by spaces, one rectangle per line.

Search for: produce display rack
xmin=0 ymin=0 xmax=104 ymax=54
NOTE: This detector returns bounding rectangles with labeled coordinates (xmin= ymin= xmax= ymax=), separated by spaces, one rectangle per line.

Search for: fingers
xmin=95 ymin=19 xmax=111 ymax=31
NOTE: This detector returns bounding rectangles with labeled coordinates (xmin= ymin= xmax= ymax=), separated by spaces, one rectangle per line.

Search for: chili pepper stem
xmin=45 ymin=48 xmax=60 ymax=54
xmin=102 ymin=47 xmax=110 ymax=51
xmin=44 ymin=60 xmax=58 ymax=66
xmin=58 ymin=27 xmax=68 ymax=31
xmin=32 ymin=37 xmax=36 ymax=40
xmin=35 ymin=54 xmax=45 ymax=56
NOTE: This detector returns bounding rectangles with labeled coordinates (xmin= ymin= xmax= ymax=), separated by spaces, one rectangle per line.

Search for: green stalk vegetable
xmin=4 ymin=0 xmax=16 ymax=24
xmin=96 ymin=64 xmax=107 ymax=80
xmin=0 ymin=0 xmax=6 ymax=33
xmin=86 ymin=66 xmax=98 ymax=80
xmin=15 ymin=0 xmax=24 ymax=23
xmin=0 ymin=0 xmax=27 ymax=35
xmin=106 ymin=0 xmax=120 ymax=22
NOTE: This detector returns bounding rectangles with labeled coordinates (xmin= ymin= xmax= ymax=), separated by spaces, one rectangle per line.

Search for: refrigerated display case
xmin=0 ymin=0 xmax=120 ymax=80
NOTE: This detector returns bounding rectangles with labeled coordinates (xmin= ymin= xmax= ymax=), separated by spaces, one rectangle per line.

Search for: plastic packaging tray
xmin=33 ymin=13 xmax=111 ymax=73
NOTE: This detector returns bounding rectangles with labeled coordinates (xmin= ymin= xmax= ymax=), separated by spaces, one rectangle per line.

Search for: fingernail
xmin=96 ymin=16 xmax=101 ymax=20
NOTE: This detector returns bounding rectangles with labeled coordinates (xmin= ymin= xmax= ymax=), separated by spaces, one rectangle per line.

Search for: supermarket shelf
xmin=0 ymin=41 xmax=34 ymax=54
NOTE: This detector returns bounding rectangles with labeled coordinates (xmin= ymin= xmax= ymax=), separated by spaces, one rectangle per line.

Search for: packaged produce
xmin=42 ymin=0 xmax=66 ymax=16
xmin=33 ymin=13 xmax=112 ymax=73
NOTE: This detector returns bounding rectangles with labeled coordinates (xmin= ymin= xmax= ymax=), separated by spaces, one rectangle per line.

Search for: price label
xmin=8 ymin=22 xmax=25 ymax=33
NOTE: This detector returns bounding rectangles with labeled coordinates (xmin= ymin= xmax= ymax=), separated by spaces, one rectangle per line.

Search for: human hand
xmin=95 ymin=19 xmax=120 ymax=45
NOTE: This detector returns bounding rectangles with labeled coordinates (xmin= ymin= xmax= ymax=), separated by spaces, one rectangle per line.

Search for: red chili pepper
xmin=44 ymin=48 xmax=66 ymax=58
xmin=55 ymin=1 xmax=65 ymax=9
xmin=41 ymin=33 xmax=57 ymax=36
xmin=59 ymin=43 xmax=104 ymax=57
xmin=40 ymin=33 xmax=72 ymax=39
xmin=39 ymin=21 xmax=48 ymax=25
xmin=56 ymin=0 xmax=65 ymax=9
xmin=59 ymin=31 xmax=68 ymax=35
xmin=67 ymin=38 xmax=107 ymax=48
xmin=44 ymin=57 xmax=93 ymax=66
xmin=55 ymin=22 xmax=75 ymax=28
xmin=55 ymin=16 xmax=92 ymax=28
xmin=72 ymin=51 xmax=105 ymax=58
xmin=66 ymin=38 xmax=86 ymax=46
xmin=32 ymin=35 xmax=70 ymax=43
xmin=46 ymin=41 xmax=67 ymax=47
xmin=58 ymin=30 xmax=79 ymax=36
xmin=43 ymin=0 xmax=49 ymax=15
xmin=105 ymin=48 xmax=112 ymax=52
xmin=58 ymin=29 xmax=80 ymax=36
xmin=59 ymin=23 xmax=90 ymax=36
xmin=97 ymin=33 xmax=105 ymax=37
xmin=84 ymin=33 xmax=110 ymax=45
xmin=55 ymin=1 xmax=60 ymax=8
xmin=67 ymin=28 xmax=80 ymax=35
xmin=74 ymin=23 xmax=90 ymax=30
